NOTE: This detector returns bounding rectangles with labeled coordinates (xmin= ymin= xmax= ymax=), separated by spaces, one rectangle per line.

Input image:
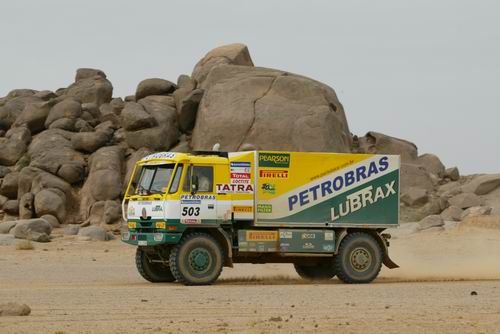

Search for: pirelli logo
xmin=246 ymin=231 xmax=278 ymax=242
xmin=259 ymin=170 xmax=289 ymax=178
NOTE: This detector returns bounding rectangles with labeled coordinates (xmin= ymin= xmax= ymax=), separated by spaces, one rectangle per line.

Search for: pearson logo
xmin=258 ymin=153 xmax=290 ymax=168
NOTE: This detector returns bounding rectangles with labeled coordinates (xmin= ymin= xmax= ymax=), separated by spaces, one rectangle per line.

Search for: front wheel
xmin=294 ymin=260 xmax=336 ymax=281
xmin=135 ymin=248 xmax=176 ymax=282
xmin=169 ymin=233 xmax=224 ymax=286
xmin=334 ymin=232 xmax=382 ymax=284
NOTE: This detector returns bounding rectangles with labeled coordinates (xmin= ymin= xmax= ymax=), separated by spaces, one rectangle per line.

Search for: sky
xmin=1 ymin=0 xmax=498 ymax=174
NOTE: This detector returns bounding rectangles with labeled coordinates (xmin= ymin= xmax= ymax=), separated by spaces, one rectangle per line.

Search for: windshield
xmin=134 ymin=164 xmax=176 ymax=195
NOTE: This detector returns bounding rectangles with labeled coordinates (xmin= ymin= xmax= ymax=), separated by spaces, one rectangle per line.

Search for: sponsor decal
xmin=323 ymin=244 xmax=334 ymax=251
xmin=182 ymin=218 xmax=201 ymax=224
xmin=261 ymin=183 xmax=276 ymax=194
xmin=259 ymin=170 xmax=289 ymax=178
xmin=216 ymin=183 xmax=254 ymax=194
xmin=143 ymin=152 xmax=176 ymax=160
xmin=301 ymin=233 xmax=316 ymax=239
xmin=127 ymin=206 xmax=135 ymax=216
xmin=231 ymin=172 xmax=251 ymax=179
xmin=231 ymin=179 xmax=251 ymax=184
xmin=279 ymin=231 xmax=292 ymax=239
xmin=152 ymin=205 xmax=163 ymax=212
xmin=258 ymin=153 xmax=290 ymax=168
xmin=180 ymin=199 xmax=202 ymax=204
xmin=331 ymin=181 xmax=396 ymax=221
xmin=302 ymin=242 xmax=314 ymax=249
xmin=257 ymin=204 xmax=273 ymax=213
xmin=246 ymin=230 xmax=278 ymax=242
xmin=233 ymin=206 xmax=253 ymax=213
xmin=288 ymin=156 xmax=390 ymax=211
xmin=230 ymin=161 xmax=251 ymax=173
xmin=180 ymin=194 xmax=215 ymax=200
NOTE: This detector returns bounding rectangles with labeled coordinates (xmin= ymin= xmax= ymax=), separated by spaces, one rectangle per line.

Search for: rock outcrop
xmin=0 ymin=43 xmax=498 ymax=240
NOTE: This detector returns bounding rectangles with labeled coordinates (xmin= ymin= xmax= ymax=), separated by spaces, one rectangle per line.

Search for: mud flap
xmin=383 ymin=253 xmax=399 ymax=269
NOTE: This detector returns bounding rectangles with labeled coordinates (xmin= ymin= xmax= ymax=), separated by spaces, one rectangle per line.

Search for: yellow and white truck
xmin=122 ymin=151 xmax=400 ymax=285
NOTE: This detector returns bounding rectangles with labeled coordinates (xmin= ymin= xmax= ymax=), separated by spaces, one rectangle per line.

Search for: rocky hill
xmin=0 ymin=43 xmax=499 ymax=242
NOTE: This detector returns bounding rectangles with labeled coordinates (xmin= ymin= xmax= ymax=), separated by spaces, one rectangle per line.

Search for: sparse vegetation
xmin=15 ymin=240 xmax=34 ymax=250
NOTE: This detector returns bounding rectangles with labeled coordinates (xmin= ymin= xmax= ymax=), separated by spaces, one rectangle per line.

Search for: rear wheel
xmin=135 ymin=247 xmax=176 ymax=282
xmin=334 ymin=232 xmax=382 ymax=284
xmin=169 ymin=233 xmax=224 ymax=286
xmin=294 ymin=260 xmax=336 ymax=281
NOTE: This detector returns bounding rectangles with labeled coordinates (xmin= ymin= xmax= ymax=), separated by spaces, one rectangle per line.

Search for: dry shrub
xmin=16 ymin=240 xmax=34 ymax=250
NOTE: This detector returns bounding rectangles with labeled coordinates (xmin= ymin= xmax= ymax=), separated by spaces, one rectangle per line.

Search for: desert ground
xmin=1 ymin=226 xmax=500 ymax=334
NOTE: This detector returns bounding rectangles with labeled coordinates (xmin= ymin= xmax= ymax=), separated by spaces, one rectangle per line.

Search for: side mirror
xmin=191 ymin=175 xmax=199 ymax=194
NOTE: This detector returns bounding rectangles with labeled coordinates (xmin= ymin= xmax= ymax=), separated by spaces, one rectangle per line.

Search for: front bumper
xmin=121 ymin=231 xmax=182 ymax=246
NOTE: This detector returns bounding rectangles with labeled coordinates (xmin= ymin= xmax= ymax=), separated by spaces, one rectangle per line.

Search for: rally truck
xmin=122 ymin=150 xmax=400 ymax=285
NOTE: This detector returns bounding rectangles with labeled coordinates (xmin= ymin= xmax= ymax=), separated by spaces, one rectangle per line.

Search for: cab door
xmin=180 ymin=165 xmax=217 ymax=224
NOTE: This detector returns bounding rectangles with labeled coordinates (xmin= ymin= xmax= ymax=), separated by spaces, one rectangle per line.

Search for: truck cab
xmin=122 ymin=151 xmax=399 ymax=285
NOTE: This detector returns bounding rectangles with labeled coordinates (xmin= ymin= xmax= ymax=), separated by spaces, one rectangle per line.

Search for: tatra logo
xmin=259 ymin=170 xmax=289 ymax=178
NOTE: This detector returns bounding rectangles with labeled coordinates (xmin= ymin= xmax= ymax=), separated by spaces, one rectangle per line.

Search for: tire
xmin=135 ymin=247 xmax=176 ymax=283
xmin=169 ymin=233 xmax=224 ymax=286
xmin=334 ymin=232 xmax=382 ymax=284
xmin=294 ymin=260 xmax=336 ymax=281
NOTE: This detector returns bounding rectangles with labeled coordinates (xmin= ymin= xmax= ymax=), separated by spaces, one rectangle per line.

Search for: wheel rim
xmin=350 ymin=247 xmax=372 ymax=272
xmin=188 ymin=248 xmax=212 ymax=272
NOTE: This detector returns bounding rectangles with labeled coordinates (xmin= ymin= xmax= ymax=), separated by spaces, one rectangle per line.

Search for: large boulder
xmin=0 ymin=171 xmax=19 ymax=198
xmin=11 ymin=218 xmax=52 ymax=242
xmin=80 ymin=146 xmax=124 ymax=220
xmin=18 ymin=192 xmax=34 ymax=219
xmin=28 ymin=129 xmax=86 ymax=184
xmin=0 ymin=303 xmax=31 ymax=316
xmin=135 ymin=78 xmax=176 ymax=100
xmin=191 ymin=65 xmax=351 ymax=152
xmin=178 ymin=89 xmax=203 ymax=132
xmin=355 ymin=131 xmax=418 ymax=162
xmin=6 ymin=126 xmax=31 ymax=144
xmin=64 ymin=68 xmax=113 ymax=107
xmin=71 ymin=130 xmax=111 ymax=153
xmin=124 ymin=96 xmax=179 ymax=150
xmin=0 ymin=137 xmax=27 ymax=166
xmin=12 ymin=101 xmax=52 ymax=134
xmin=44 ymin=98 xmax=82 ymax=127
xmin=462 ymin=174 xmax=500 ymax=195
xmin=444 ymin=167 xmax=460 ymax=181
xmin=77 ymin=225 xmax=108 ymax=241
xmin=440 ymin=206 xmax=464 ymax=222
xmin=3 ymin=200 xmax=19 ymax=214
xmin=416 ymin=153 xmax=445 ymax=177
xmin=401 ymin=187 xmax=428 ymax=207
xmin=0 ymin=221 xmax=17 ymax=234
xmin=0 ymin=95 xmax=42 ymax=130
xmin=121 ymin=102 xmax=157 ymax=131
xmin=34 ymin=188 xmax=66 ymax=223
xmin=192 ymin=43 xmax=254 ymax=85
xmin=448 ymin=192 xmax=482 ymax=209
xmin=400 ymin=163 xmax=435 ymax=193
xmin=418 ymin=215 xmax=444 ymax=231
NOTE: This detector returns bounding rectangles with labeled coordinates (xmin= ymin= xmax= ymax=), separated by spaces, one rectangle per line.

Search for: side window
xmin=169 ymin=165 xmax=183 ymax=194
xmin=182 ymin=166 xmax=192 ymax=192
xmin=194 ymin=166 xmax=214 ymax=192
xmin=181 ymin=165 xmax=214 ymax=193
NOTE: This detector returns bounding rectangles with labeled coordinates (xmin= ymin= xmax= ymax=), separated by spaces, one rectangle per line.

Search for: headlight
xmin=154 ymin=233 xmax=164 ymax=242
xmin=128 ymin=222 xmax=137 ymax=229
xmin=122 ymin=232 xmax=130 ymax=241
xmin=155 ymin=221 xmax=166 ymax=229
